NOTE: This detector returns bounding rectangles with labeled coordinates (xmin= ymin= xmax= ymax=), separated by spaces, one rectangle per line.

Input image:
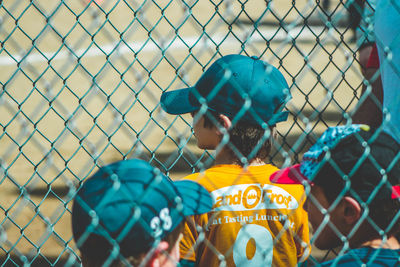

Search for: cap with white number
xmin=72 ymin=159 xmax=212 ymax=259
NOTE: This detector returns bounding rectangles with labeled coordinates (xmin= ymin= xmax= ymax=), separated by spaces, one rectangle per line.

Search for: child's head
xmin=271 ymin=125 xmax=400 ymax=249
xmin=194 ymin=110 xmax=277 ymax=163
xmin=79 ymin=222 xmax=185 ymax=267
xmin=160 ymin=54 xmax=291 ymax=163
xmin=72 ymin=159 xmax=212 ymax=266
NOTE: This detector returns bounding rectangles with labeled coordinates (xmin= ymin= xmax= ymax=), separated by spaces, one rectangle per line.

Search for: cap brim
xmin=270 ymin=164 xmax=313 ymax=185
xmin=267 ymin=111 xmax=289 ymax=125
xmin=173 ymin=180 xmax=213 ymax=216
xmin=160 ymin=87 xmax=200 ymax=115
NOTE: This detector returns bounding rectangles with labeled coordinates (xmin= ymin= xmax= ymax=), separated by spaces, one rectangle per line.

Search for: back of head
xmin=312 ymin=127 xmax=400 ymax=236
xmin=220 ymin=117 xmax=277 ymax=164
xmin=160 ymin=55 xmax=292 ymax=164
xmin=272 ymin=125 xmax=400 ymax=237
xmin=71 ymin=159 xmax=212 ymax=266
xmin=306 ymin=126 xmax=400 ymax=204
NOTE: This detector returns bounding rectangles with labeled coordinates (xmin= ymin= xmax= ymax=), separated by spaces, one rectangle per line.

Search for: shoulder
xmin=317 ymin=256 xmax=358 ymax=267
xmin=317 ymin=247 xmax=400 ymax=266
xmin=180 ymin=168 xmax=216 ymax=190
xmin=317 ymin=248 xmax=361 ymax=266
xmin=181 ymin=165 xmax=238 ymax=183
xmin=182 ymin=172 xmax=201 ymax=181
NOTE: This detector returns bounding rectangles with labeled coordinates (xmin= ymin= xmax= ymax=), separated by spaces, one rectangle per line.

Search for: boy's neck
xmin=360 ymin=236 xmax=400 ymax=250
xmin=214 ymin=148 xmax=266 ymax=166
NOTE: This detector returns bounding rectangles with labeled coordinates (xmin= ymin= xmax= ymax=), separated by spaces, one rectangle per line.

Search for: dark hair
xmin=313 ymin=129 xmax=400 ymax=238
xmin=322 ymin=183 xmax=400 ymax=238
xmin=318 ymin=166 xmax=400 ymax=239
xmin=80 ymin=222 xmax=185 ymax=267
xmin=203 ymin=111 xmax=276 ymax=165
xmin=367 ymin=199 xmax=400 ymax=237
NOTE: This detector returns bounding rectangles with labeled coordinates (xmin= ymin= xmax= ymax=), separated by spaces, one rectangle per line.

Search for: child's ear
xmin=342 ymin=196 xmax=362 ymax=225
xmin=146 ymin=241 xmax=169 ymax=267
xmin=218 ymin=114 xmax=232 ymax=131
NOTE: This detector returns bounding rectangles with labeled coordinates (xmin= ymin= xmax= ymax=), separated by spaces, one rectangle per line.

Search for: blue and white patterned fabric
xmin=300 ymin=124 xmax=370 ymax=181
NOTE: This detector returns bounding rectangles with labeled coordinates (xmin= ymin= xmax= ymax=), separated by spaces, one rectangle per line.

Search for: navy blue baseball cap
xmin=160 ymin=54 xmax=291 ymax=126
xmin=271 ymin=125 xmax=400 ymax=201
xmin=72 ymin=159 xmax=212 ymax=260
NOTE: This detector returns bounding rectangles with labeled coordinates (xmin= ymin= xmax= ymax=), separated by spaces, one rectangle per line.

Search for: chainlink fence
xmin=0 ymin=0 xmax=396 ymax=266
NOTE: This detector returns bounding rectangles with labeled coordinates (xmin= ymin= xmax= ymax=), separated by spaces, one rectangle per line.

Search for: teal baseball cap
xmin=72 ymin=159 xmax=212 ymax=260
xmin=160 ymin=54 xmax=291 ymax=126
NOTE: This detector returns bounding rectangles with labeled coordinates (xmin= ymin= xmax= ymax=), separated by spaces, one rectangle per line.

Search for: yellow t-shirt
xmin=180 ymin=164 xmax=310 ymax=267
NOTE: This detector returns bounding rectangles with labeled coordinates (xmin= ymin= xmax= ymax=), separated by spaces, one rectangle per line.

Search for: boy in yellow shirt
xmin=160 ymin=54 xmax=310 ymax=266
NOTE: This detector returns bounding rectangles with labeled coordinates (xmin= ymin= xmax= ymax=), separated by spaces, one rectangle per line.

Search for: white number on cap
xmin=233 ymin=224 xmax=273 ymax=266
xmin=159 ymin=208 xmax=172 ymax=230
xmin=150 ymin=208 xmax=172 ymax=238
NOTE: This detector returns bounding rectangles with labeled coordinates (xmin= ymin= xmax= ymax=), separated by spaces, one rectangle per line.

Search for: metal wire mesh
xmin=0 ymin=0 xmax=397 ymax=266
